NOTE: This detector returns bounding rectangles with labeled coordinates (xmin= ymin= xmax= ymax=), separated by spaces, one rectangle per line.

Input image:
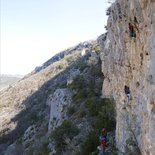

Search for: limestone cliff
xmin=100 ymin=0 xmax=155 ymax=154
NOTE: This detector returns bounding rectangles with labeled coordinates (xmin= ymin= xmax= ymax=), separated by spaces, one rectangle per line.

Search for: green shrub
xmin=50 ymin=120 xmax=79 ymax=152
xmin=74 ymin=60 xmax=88 ymax=71
xmin=81 ymin=131 xmax=99 ymax=155
xmin=93 ymin=46 xmax=101 ymax=54
xmin=35 ymin=141 xmax=50 ymax=155
xmin=75 ymin=110 xmax=87 ymax=118
xmin=86 ymin=97 xmax=99 ymax=116
xmin=72 ymin=89 xmax=88 ymax=103
xmin=105 ymin=132 xmax=117 ymax=155
xmin=57 ymin=63 xmax=64 ymax=70
xmin=92 ymin=98 xmax=116 ymax=132
xmin=78 ymin=110 xmax=87 ymax=117
xmin=90 ymin=63 xmax=102 ymax=77
xmin=29 ymin=112 xmax=38 ymax=122
xmin=65 ymin=56 xmax=75 ymax=64
xmin=81 ymin=97 xmax=116 ymax=154
xmin=69 ymin=75 xmax=85 ymax=90
xmin=67 ymin=106 xmax=76 ymax=116
xmin=69 ymin=75 xmax=88 ymax=103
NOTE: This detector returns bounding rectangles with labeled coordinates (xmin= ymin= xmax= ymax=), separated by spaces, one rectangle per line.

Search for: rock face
xmin=100 ymin=0 xmax=155 ymax=154
xmin=47 ymin=88 xmax=72 ymax=131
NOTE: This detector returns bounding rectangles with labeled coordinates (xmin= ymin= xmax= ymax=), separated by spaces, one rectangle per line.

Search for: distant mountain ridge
xmin=33 ymin=41 xmax=94 ymax=73
xmin=0 ymin=74 xmax=22 ymax=90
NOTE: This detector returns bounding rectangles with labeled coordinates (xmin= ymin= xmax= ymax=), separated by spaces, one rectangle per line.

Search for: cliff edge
xmin=100 ymin=0 xmax=155 ymax=154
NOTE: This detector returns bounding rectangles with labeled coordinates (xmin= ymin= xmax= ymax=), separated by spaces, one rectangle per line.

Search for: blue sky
xmin=1 ymin=0 xmax=111 ymax=75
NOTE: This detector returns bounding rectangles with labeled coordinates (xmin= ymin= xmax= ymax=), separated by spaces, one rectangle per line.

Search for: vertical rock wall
xmin=47 ymin=88 xmax=72 ymax=131
xmin=100 ymin=0 xmax=155 ymax=154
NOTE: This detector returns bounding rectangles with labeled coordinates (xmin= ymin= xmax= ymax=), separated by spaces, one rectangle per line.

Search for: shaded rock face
xmin=22 ymin=125 xmax=36 ymax=147
xmin=47 ymin=88 xmax=72 ymax=131
xmin=100 ymin=0 xmax=155 ymax=154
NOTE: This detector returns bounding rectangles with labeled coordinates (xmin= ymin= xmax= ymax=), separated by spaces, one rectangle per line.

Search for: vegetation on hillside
xmin=50 ymin=120 xmax=79 ymax=153
xmin=66 ymin=59 xmax=116 ymax=154
xmin=0 ymin=42 xmax=116 ymax=155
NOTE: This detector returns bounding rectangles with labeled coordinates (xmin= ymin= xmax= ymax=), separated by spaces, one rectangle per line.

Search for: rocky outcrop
xmin=47 ymin=88 xmax=73 ymax=131
xmin=67 ymin=69 xmax=81 ymax=85
xmin=100 ymin=0 xmax=155 ymax=154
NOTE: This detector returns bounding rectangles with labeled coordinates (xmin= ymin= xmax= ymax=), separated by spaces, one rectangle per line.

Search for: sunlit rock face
xmin=99 ymin=0 xmax=155 ymax=154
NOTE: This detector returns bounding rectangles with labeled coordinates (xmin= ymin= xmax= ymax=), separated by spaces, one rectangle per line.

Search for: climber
xmin=128 ymin=23 xmax=136 ymax=38
xmin=124 ymin=85 xmax=131 ymax=102
xmin=100 ymin=128 xmax=107 ymax=155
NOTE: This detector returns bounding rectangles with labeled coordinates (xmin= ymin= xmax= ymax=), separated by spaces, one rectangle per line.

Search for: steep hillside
xmin=0 ymin=41 xmax=116 ymax=155
xmin=99 ymin=0 xmax=155 ymax=154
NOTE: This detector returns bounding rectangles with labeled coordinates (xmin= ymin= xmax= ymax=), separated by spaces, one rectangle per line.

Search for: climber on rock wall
xmin=124 ymin=85 xmax=131 ymax=104
xmin=129 ymin=23 xmax=136 ymax=38
xmin=100 ymin=128 xmax=107 ymax=155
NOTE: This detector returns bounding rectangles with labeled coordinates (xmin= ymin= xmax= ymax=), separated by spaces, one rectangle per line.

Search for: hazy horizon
xmin=1 ymin=0 xmax=111 ymax=75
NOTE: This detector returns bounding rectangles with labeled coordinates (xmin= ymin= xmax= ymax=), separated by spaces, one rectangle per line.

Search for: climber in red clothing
xmin=101 ymin=128 xmax=107 ymax=155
